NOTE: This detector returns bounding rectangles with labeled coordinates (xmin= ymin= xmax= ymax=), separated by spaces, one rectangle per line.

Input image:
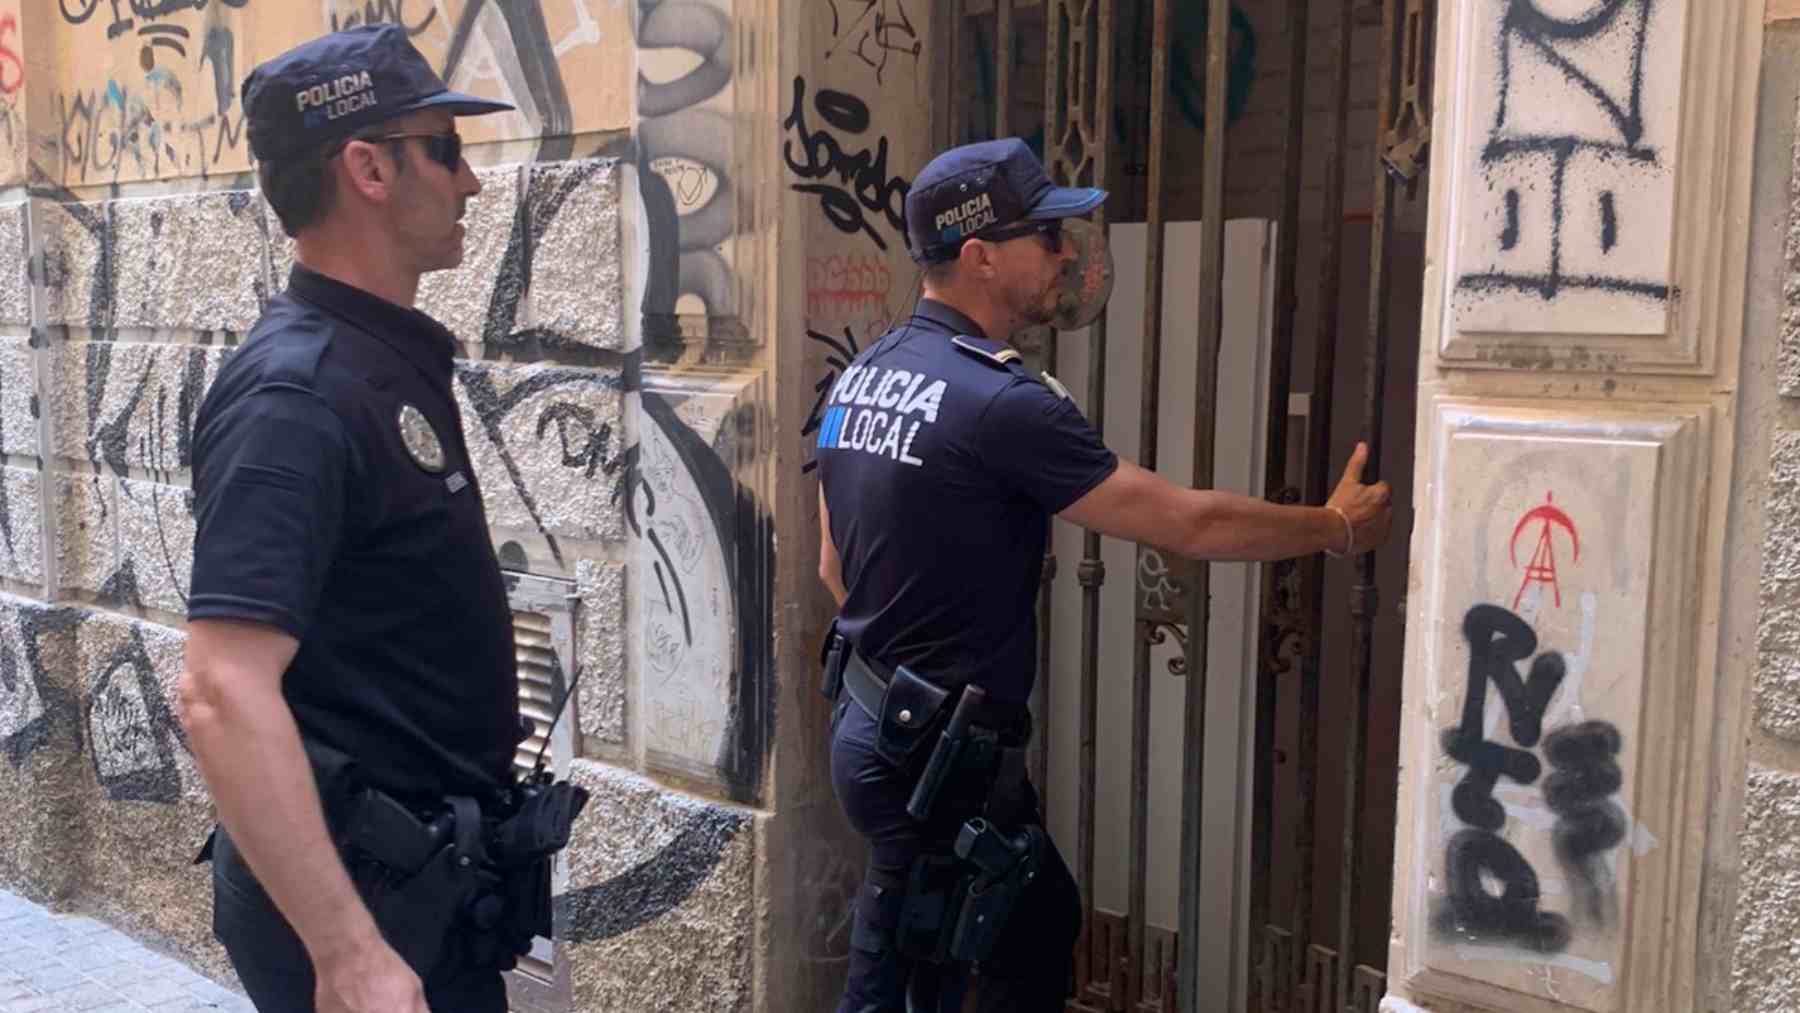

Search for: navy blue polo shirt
xmin=817 ymin=299 xmax=1117 ymax=705
xmin=188 ymin=265 xmax=519 ymax=800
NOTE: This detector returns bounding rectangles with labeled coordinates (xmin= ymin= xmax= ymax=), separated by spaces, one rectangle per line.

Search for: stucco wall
xmin=0 ymin=2 xmax=783 ymax=1011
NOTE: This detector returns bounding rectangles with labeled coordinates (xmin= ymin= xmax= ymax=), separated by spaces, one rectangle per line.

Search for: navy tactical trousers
xmin=209 ymin=828 xmax=506 ymax=1013
xmin=830 ymin=696 xmax=1082 ymax=1013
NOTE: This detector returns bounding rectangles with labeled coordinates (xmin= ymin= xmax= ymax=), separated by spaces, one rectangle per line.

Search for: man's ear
xmin=957 ymin=238 xmax=996 ymax=280
xmin=337 ymin=140 xmax=392 ymax=204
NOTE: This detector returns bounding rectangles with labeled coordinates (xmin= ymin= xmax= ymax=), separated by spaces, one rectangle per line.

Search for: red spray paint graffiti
xmin=1510 ymin=492 xmax=1579 ymax=610
xmin=0 ymin=15 xmax=23 ymax=96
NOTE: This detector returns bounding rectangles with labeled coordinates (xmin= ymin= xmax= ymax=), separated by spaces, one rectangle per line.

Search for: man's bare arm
xmin=1060 ymin=442 xmax=1393 ymax=561
xmin=177 ymin=619 xmax=425 ymax=1012
xmin=819 ymin=485 xmax=848 ymax=606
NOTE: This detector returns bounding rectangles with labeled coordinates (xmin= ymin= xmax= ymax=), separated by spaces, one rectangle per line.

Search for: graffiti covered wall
xmin=33 ymin=0 xmax=631 ymax=186
xmin=1447 ymin=0 xmax=1684 ymax=336
xmin=0 ymin=1 xmax=782 ymax=1009
xmin=1393 ymin=401 xmax=1713 ymax=1013
xmin=1385 ymin=0 xmax=1761 ymax=1008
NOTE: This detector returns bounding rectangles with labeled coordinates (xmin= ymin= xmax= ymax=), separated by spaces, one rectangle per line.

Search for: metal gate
xmin=941 ymin=0 xmax=1437 ymax=1010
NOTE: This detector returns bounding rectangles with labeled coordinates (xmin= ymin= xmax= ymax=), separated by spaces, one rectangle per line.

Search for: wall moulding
xmin=1427 ymin=0 xmax=1758 ymax=374
xmin=1390 ymin=396 xmax=1715 ymax=1013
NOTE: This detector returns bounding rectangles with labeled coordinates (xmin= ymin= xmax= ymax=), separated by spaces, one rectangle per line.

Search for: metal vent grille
xmin=513 ymin=611 xmax=561 ymax=777
xmin=501 ymin=577 xmax=577 ymax=1012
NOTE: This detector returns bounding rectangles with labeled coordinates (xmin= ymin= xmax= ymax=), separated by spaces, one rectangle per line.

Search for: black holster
xmin=313 ymin=742 xmax=587 ymax=975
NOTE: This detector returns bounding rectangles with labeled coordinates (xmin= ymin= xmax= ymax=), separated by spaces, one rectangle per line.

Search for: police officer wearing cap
xmin=816 ymin=138 xmax=1394 ymax=1011
xmin=177 ymin=26 xmax=534 ymax=1013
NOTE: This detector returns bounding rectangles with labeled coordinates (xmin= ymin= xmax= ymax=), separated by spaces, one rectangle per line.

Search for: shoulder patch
xmin=1041 ymin=372 xmax=1074 ymax=401
xmin=951 ymin=336 xmax=1023 ymax=370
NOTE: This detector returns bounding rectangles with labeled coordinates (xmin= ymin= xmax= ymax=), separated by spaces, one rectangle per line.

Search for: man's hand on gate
xmin=1324 ymin=442 xmax=1394 ymax=555
xmin=314 ymin=938 xmax=430 ymax=1013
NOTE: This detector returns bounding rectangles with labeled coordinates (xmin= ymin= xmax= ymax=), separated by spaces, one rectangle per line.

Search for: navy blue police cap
xmin=241 ymin=25 xmax=514 ymax=164
xmin=904 ymin=138 xmax=1107 ymax=263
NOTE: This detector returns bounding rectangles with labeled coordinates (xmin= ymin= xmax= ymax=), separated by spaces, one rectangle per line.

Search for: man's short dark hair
xmin=258 ymin=125 xmax=409 ymax=238
xmin=922 ymin=258 xmax=958 ymax=289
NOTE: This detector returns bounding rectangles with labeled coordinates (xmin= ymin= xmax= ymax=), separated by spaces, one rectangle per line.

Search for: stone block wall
xmin=0 ymin=156 xmax=768 ymax=1010
xmin=1739 ymin=51 xmax=1800 ymax=1012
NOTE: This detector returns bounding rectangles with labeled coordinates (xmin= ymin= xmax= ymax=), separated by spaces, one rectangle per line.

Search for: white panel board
xmin=1048 ymin=219 xmax=1276 ymax=1013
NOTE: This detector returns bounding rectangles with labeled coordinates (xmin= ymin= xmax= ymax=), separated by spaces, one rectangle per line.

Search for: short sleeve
xmin=187 ymin=386 xmax=353 ymax=639
xmin=973 ymin=378 xmax=1118 ymax=513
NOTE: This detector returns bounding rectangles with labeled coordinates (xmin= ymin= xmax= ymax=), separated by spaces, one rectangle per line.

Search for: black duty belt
xmin=841 ymin=646 xmax=1030 ymax=743
xmin=841 ymin=647 xmax=891 ymax=723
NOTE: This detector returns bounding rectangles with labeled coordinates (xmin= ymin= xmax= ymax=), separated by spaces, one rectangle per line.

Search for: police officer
xmin=176 ymin=26 xmax=523 ymax=1013
xmin=816 ymin=138 xmax=1394 ymax=1011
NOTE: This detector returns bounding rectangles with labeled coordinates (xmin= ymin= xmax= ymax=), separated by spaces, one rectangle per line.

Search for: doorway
xmin=932 ymin=1 xmax=1436 ymax=1010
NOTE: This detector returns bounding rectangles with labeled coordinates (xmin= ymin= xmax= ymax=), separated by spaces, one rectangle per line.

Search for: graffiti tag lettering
xmin=823 ymin=0 xmax=922 ymax=85
xmin=806 ymin=254 xmax=892 ymax=321
xmin=801 ymin=326 xmax=862 ymax=474
xmin=327 ymin=0 xmax=438 ymax=37
xmin=1433 ymin=602 xmax=1627 ymax=953
xmin=0 ymin=15 xmax=22 ymax=96
xmin=1457 ymin=0 xmax=1671 ymax=305
xmin=1435 ymin=604 xmax=1573 ymax=953
xmin=783 ymin=76 xmax=910 ymax=252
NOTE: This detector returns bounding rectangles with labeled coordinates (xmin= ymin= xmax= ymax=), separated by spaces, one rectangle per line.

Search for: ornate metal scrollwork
xmin=1260 ymin=486 xmax=1309 ymax=683
xmin=1144 ymin=619 xmax=1189 ymax=676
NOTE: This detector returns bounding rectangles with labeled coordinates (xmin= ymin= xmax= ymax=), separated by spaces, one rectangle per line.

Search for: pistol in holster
xmin=947 ymin=818 xmax=1046 ymax=962
xmin=321 ymin=739 xmax=591 ymax=975
xmin=893 ymin=816 xmax=1046 ymax=966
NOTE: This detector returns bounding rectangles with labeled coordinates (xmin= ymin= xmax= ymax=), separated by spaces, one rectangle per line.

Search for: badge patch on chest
xmin=397 ymin=403 xmax=446 ymax=473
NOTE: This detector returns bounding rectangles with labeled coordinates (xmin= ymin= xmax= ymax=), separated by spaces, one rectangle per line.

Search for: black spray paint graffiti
xmin=1433 ymin=604 xmax=1625 ymax=952
xmin=1543 ymin=720 xmax=1626 ymax=927
xmin=75 ymin=311 xmax=219 ymax=612
xmin=784 ymin=76 xmax=911 ymax=252
xmin=441 ymin=0 xmax=573 ymax=157
xmin=824 ymin=0 xmax=922 ymax=85
xmin=427 ymin=149 xmax=771 ymax=803
xmin=801 ymin=326 xmax=862 ymax=475
xmin=51 ymin=0 xmax=250 ymax=182
xmin=0 ymin=603 xmax=185 ymax=804
xmin=626 ymin=392 xmax=774 ymax=805
xmin=0 ymin=607 xmax=80 ymax=770
xmin=327 ymin=0 xmax=438 ymax=37
xmin=85 ymin=624 xmax=185 ymax=803
xmin=620 ymin=0 xmax=737 ymax=336
xmin=558 ymin=806 xmax=749 ymax=942
xmin=1457 ymin=0 xmax=1671 ymax=304
xmin=57 ymin=0 xmax=253 ymax=37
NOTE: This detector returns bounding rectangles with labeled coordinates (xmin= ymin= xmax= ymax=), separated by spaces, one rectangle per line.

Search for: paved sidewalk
xmin=0 ymin=889 xmax=253 ymax=1012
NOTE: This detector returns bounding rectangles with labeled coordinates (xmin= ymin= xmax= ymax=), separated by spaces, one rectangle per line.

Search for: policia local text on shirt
xmin=816 ymin=139 xmax=1395 ymax=1012
xmin=177 ymin=27 xmax=587 ymax=1013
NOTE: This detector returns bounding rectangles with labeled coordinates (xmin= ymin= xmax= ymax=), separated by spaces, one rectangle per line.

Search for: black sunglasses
xmin=351 ymin=131 xmax=464 ymax=172
xmin=978 ymin=219 xmax=1063 ymax=251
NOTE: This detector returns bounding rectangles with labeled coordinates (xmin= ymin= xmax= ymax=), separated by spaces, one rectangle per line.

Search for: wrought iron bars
xmin=1334 ymin=0 xmax=1419 ymax=1007
xmin=1045 ymin=0 xmax=1115 ymax=983
xmin=1251 ymin=0 xmax=1314 ymax=1002
xmin=1176 ymin=0 xmax=1230 ymax=1008
xmin=1127 ymin=0 xmax=1175 ymax=1007
xmin=1288 ymin=0 xmax=1359 ymax=1005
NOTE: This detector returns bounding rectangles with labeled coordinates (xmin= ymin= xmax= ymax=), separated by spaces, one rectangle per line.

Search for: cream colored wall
xmin=1383 ymin=2 xmax=1763 ymax=1012
xmin=765 ymin=1 xmax=940 ymax=1007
